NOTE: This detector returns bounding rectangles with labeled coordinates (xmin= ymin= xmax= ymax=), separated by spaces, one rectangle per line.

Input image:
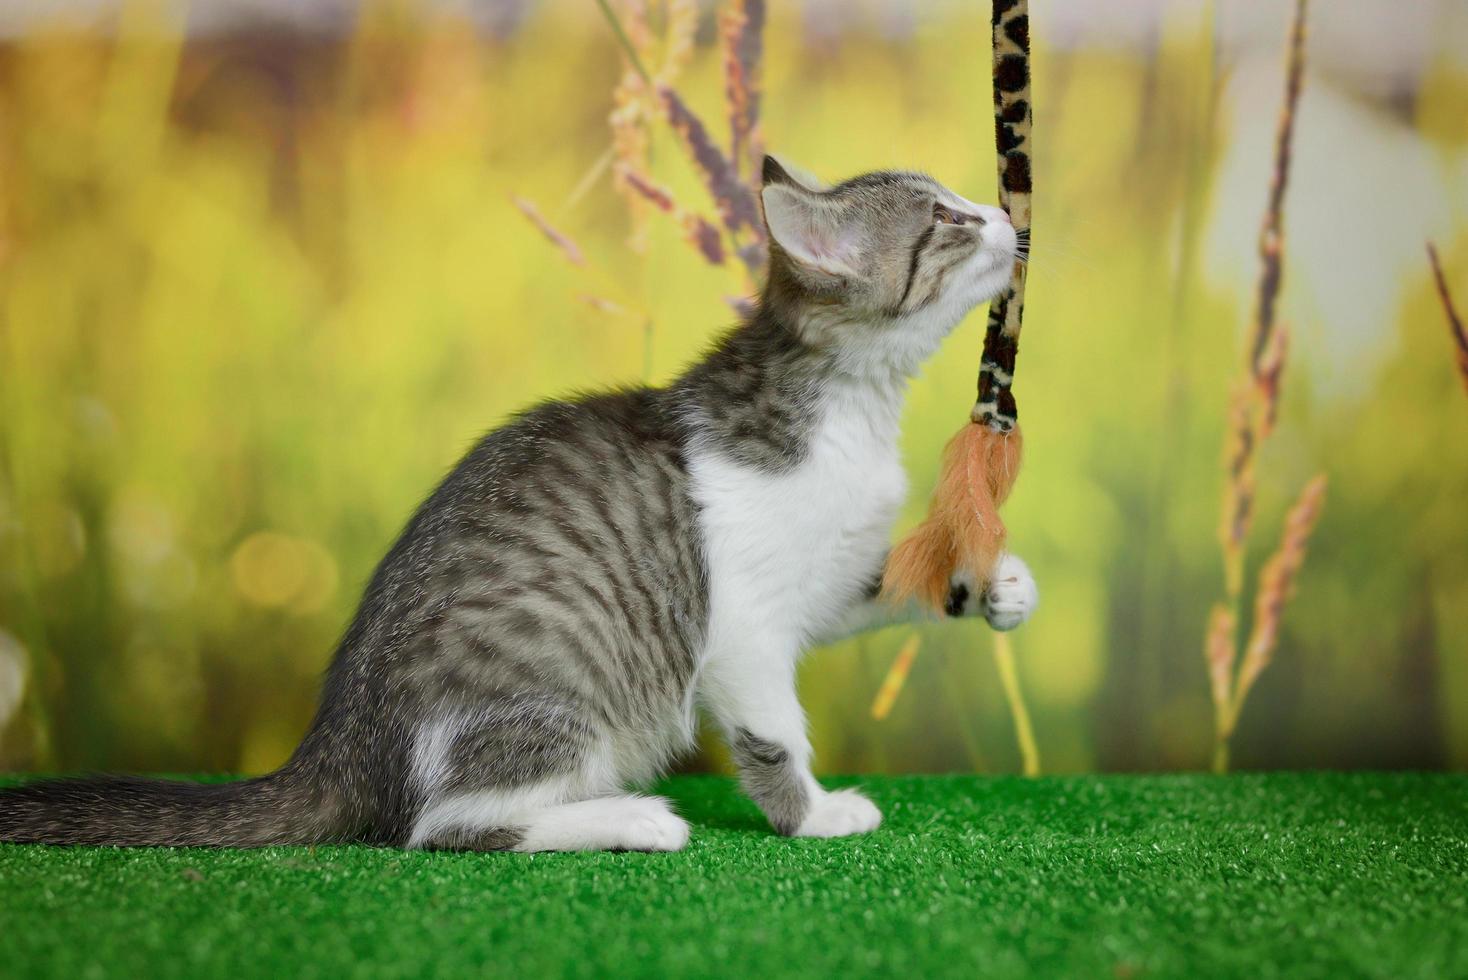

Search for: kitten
xmin=0 ymin=157 xmax=1038 ymax=851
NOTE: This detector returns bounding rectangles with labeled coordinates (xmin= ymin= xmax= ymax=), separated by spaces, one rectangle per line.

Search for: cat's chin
xmin=968 ymin=244 xmax=1015 ymax=294
xmin=966 ymin=258 xmax=1018 ymax=307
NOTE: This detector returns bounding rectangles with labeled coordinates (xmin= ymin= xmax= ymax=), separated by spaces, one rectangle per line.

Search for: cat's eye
xmin=933 ymin=205 xmax=968 ymax=225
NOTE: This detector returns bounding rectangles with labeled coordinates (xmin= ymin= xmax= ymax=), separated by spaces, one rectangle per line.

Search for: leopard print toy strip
xmin=880 ymin=0 xmax=1036 ymax=610
xmin=874 ymin=0 xmax=1039 ymax=613
xmin=975 ymin=0 xmax=1032 ymax=431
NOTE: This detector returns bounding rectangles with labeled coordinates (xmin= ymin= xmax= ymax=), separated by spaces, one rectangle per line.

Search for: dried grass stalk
xmin=1218 ymin=0 xmax=1307 ymax=570
xmin=992 ymin=632 xmax=1041 ymax=776
xmin=510 ymin=196 xmax=585 ymax=266
xmin=610 ymin=74 xmax=653 ymax=251
xmin=660 ymin=0 xmax=698 ymax=82
xmin=659 ymin=85 xmax=763 ymax=239
xmin=1427 ymin=242 xmax=1468 ymax=397
xmin=684 ymin=217 xmax=728 ymax=267
xmin=615 ymin=0 xmax=654 ymax=73
xmin=561 ymin=148 xmax=613 ymax=213
xmin=1219 ymin=323 xmax=1288 ymax=596
xmin=1218 ymin=380 xmax=1257 ymax=599
xmin=1207 ymin=0 xmax=1315 ymax=773
xmin=1254 ymin=320 xmax=1289 ymax=439
xmin=721 ymin=0 xmax=766 ymax=178
xmin=599 ymin=0 xmax=656 ymax=250
xmin=870 ymin=633 xmax=922 ymax=722
xmin=619 ymin=167 xmax=727 ymax=266
xmin=1235 ymin=474 xmax=1327 ymax=710
xmin=1248 ymin=0 xmax=1306 ymax=374
xmin=578 ymin=294 xmax=628 ymax=317
xmin=597 ymin=0 xmax=767 ymax=276
xmin=1205 ymin=603 xmax=1237 ymax=723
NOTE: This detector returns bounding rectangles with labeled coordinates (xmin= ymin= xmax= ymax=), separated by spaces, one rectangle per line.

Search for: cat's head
xmin=759 ymin=156 xmax=1017 ymax=368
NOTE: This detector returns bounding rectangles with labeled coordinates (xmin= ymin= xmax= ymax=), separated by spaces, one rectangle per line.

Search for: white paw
xmin=616 ymin=796 xmax=691 ymax=852
xmin=793 ymin=788 xmax=882 ymax=838
xmin=983 ymin=553 xmax=1038 ymax=632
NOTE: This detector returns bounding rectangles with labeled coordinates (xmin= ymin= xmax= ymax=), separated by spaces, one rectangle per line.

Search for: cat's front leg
xmin=700 ymin=642 xmax=881 ymax=838
xmin=814 ymin=552 xmax=1039 ymax=645
xmin=948 ymin=552 xmax=1039 ymax=631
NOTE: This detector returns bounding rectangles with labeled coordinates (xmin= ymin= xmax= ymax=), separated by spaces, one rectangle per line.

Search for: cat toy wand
xmin=883 ymin=0 xmax=1033 ymax=609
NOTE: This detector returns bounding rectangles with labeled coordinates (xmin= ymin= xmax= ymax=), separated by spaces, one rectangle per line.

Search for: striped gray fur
xmin=731 ymin=729 xmax=810 ymax=835
xmin=0 ymin=160 xmax=1013 ymax=849
xmin=417 ymin=825 xmax=525 ymax=853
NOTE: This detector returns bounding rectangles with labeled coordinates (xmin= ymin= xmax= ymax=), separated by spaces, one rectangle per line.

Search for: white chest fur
xmin=689 ymin=378 xmax=908 ymax=653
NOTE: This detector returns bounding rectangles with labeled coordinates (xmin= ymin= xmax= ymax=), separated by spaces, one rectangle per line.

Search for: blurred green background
xmin=1 ymin=0 xmax=1465 ymax=778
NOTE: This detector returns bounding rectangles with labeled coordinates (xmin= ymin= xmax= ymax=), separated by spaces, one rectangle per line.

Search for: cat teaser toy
xmin=883 ymin=0 xmax=1032 ymax=611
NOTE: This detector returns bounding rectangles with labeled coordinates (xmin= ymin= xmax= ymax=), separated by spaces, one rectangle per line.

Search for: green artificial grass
xmin=3 ymin=773 xmax=1466 ymax=979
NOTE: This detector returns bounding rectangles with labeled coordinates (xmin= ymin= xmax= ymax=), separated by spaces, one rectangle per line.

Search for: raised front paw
xmin=982 ymin=553 xmax=1038 ymax=631
xmin=793 ymin=788 xmax=882 ymax=838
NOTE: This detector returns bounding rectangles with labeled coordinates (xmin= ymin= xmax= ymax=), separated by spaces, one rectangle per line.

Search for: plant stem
xmin=1427 ymin=242 xmax=1468 ymax=397
xmin=593 ymin=0 xmax=653 ymax=86
xmin=992 ymin=632 xmax=1041 ymax=776
xmin=562 ymin=147 xmax=614 ymax=214
xmin=1206 ymin=0 xmax=1308 ymax=775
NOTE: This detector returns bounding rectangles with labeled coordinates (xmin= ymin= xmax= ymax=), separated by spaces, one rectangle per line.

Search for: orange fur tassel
xmin=882 ymin=422 xmax=1023 ymax=611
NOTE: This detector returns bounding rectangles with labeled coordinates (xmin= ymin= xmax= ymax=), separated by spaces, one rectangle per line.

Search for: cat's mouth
xmin=984 ymin=221 xmax=1020 ymax=262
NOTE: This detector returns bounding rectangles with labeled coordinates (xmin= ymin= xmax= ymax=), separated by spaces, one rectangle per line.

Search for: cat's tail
xmin=0 ymin=763 xmax=357 ymax=848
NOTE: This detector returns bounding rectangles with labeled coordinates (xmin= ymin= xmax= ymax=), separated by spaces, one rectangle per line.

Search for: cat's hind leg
xmin=411 ymin=792 xmax=690 ymax=853
xmin=516 ymin=795 xmax=688 ymax=852
xmin=404 ymin=695 xmax=689 ymax=853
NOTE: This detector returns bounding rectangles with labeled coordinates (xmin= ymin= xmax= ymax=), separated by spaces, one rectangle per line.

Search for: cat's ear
xmin=761 ymin=183 xmax=859 ymax=279
xmin=762 ymin=155 xmax=828 ymax=192
xmin=761 ymin=154 xmax=852 ymax=278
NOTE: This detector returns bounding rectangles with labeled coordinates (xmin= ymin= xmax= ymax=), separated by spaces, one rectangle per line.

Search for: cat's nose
xmin=990 ymin=209 xmax=1011 ymax=225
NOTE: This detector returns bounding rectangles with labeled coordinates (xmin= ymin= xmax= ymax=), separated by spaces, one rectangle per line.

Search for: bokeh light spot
xmin=230 ymin=531 xmax=338 ymax=611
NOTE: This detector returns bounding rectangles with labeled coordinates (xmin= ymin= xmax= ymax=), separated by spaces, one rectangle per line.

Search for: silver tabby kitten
xmin=0 ymin=157 xmax=1038 ymax=851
